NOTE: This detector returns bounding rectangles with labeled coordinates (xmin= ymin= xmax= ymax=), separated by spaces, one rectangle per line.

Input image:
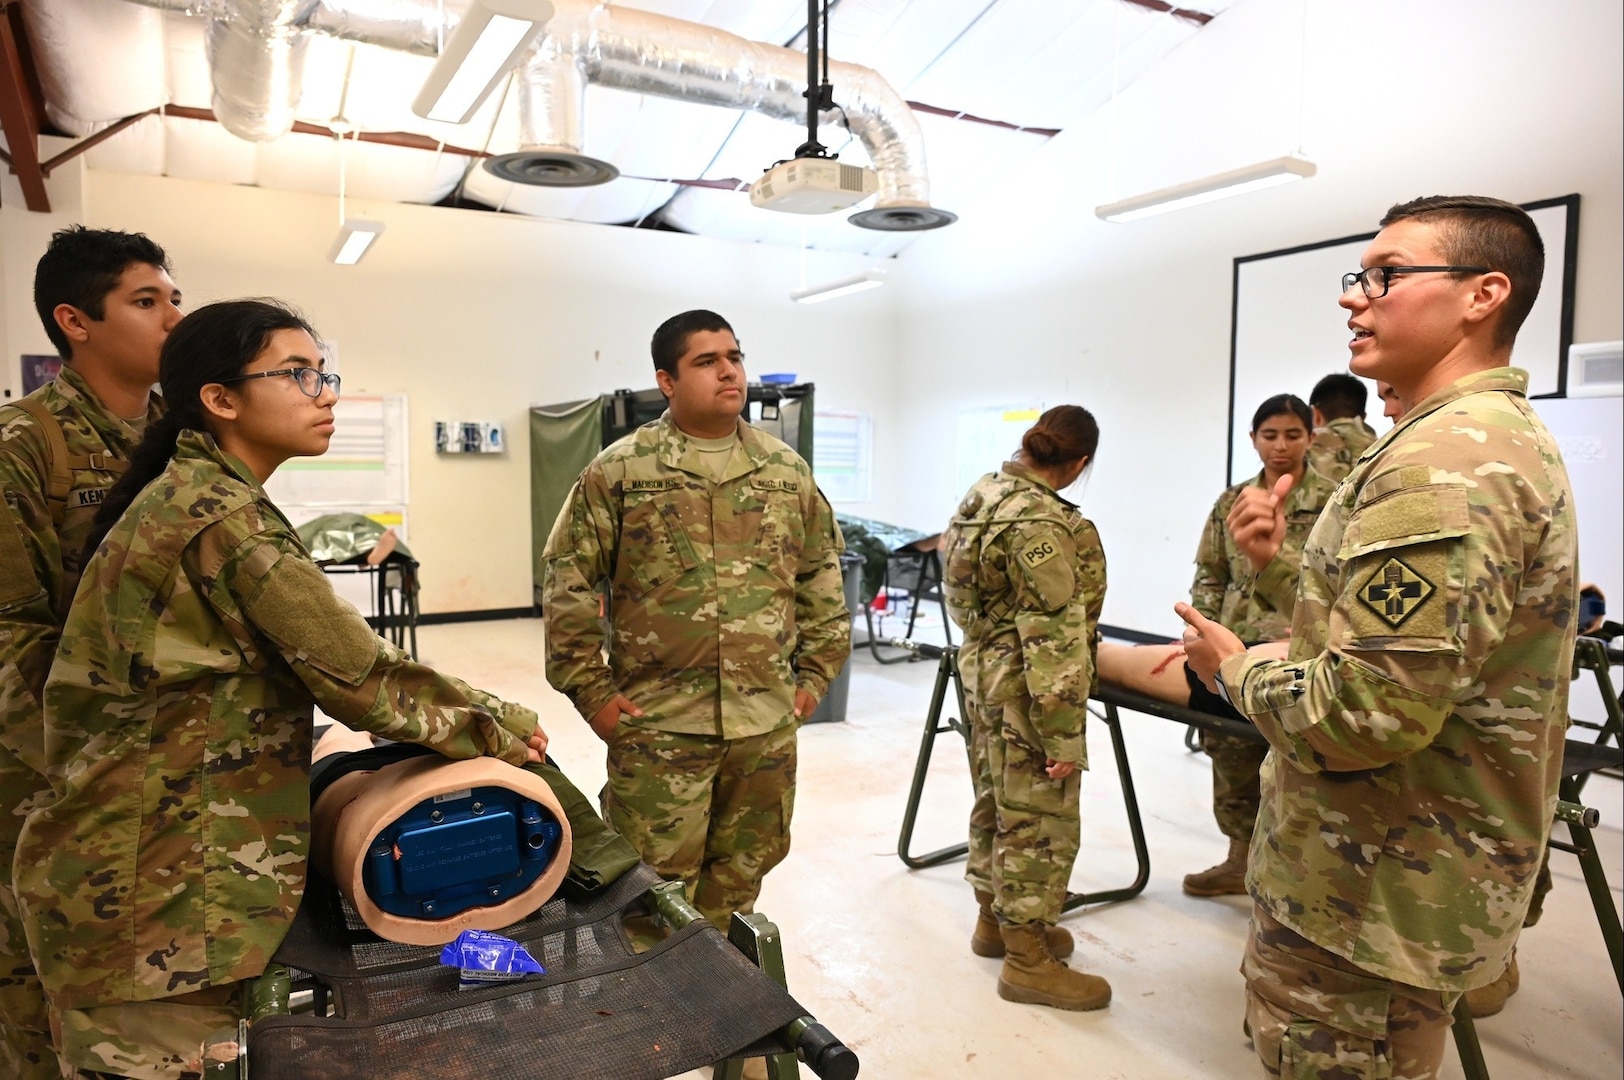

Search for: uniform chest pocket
xmin=619 ymin=484 xmax=701 ymax=594
xmin=746 ymin=477 xmax=803 ymax=578
xmin=1333 ymin=485 xmax=1470 ymax=653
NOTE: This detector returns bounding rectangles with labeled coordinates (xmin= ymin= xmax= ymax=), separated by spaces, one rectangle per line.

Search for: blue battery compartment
xmin=362 ymin=784 xmax=565 ymax=920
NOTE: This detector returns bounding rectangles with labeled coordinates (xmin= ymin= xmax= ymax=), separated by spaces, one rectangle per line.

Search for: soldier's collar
xmin=1402 ymin=366 xmax=1529 ymax=428
xmin=1000 ymin=459 xmax=1076 ymax=506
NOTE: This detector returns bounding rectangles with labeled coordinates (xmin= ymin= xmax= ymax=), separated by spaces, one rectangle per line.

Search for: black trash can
xmin=806 ymin=551 xmax=864 ymax=724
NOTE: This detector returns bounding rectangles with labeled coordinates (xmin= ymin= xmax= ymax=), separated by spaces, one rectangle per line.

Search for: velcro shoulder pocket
xmin=1333 ymin=483 xmax=1470 ymax=652
xmin=0 ymin=495 xmax=46 ymax=611
xmin=1012 ymin=527 xmax=1075 ymax=613
xmin=1337 ymin=483 xmax=1470 ymax=561
xmin=240 ymin=547 xmax=379 ymax=685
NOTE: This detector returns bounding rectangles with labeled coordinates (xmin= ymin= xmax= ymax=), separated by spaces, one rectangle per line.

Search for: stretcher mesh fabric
xmin=249 ymin=864 xmax=809 ymax=1079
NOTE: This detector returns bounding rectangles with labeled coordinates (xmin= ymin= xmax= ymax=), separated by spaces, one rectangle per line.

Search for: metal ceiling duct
xmin=115 ymin=0 xmax=951 ymax=228
xmin=499 ymin=0 xmax=952 ymax=230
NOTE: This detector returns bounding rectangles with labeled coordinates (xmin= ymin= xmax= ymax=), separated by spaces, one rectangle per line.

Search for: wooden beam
xmin=1120 ymin=0 xmax=1213 ymax=27
xmin=161 ymin=104 xmax=493 ymax=159
xmin=41 ymin=107 xmax=160 ymax=175
xmin=0 ymin=2 xmax=48 ymax=210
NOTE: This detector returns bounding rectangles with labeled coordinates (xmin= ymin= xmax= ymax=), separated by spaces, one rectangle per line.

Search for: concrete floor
xmin=414 ymin=617 xmax=1623 ymax=1080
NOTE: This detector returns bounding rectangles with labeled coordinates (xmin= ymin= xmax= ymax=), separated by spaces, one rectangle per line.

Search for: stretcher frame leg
xmin=1451 ymin=999 xmax=1490 ymax=1080
xmin=895 ymin=647 xmax=1151 ymax=911
xmin=896 ymin=647 xmax=972 ymax=868
xmin=1570 ymin=639 xmax=1622 ymax=794
xmin=1551 ymin=778 xmax=1624 ymax=993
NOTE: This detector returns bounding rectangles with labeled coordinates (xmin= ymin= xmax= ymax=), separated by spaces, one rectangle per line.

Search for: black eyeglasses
xmin=1341 ymin=265 xmax=1490 ymax=299
xmin=220 ymin=367 xmax=341 ymax=398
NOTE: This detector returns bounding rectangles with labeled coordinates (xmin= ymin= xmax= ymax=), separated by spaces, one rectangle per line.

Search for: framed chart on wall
xmin=1226 ymin=195 xmax=1579 ymax=485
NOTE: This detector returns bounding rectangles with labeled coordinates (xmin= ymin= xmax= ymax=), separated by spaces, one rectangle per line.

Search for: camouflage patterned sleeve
xmin=1006 ymin=521 xmax=1092 ymax=764
xmin=1076 ymin=520 xmax=1108 ymax=698
xmin=789 ymin=483 xmax=851 ymax=702
xmin=0 ymin=439 xmax=60 ymax=777
xmin=1220 ymin=471 xmax=1503 ymax=773
xmin=1251 ymin=548 xmax=1300 ymax=616
xmin=539 ymin=465 xmax=622 ymax=721
xmin=214 ymin=529 xmax=530 ymax=766
xmin=1189 ymin=492 xmax=1229 ymax=621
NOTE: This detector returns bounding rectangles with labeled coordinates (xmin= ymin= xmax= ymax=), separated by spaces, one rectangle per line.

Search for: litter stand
xmin=894 ymin=640 xmax=1150 ymax=911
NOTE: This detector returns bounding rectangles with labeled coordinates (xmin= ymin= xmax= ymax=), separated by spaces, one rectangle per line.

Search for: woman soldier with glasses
xmin=13 ymin=299 xmax=549 ymax=1079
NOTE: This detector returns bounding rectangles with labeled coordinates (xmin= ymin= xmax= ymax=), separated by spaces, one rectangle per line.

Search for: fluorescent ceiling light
xmin=412 ymin=0 xmax=555 ymax=126
xmin=1095 ymin=155 xmax=1317 ymax=223
xmin=328 ymin=219 xmax=386 ymax=265
xmin=791 ymin=269 xmax=886 ymax=305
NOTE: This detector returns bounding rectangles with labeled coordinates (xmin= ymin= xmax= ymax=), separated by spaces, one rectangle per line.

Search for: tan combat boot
xmin=996 ymin=923 xmax=1111 ymax=1011
xmin=1182 ymin=838 xmax=1250 ymax=897
xmin=1465 ymin=949 xmax=1519 ymax=1017
xmin=972 ymin=890 xmax=1074 ymax=959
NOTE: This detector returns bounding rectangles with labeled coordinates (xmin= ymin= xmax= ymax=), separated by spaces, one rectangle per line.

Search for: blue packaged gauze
xmin=439 ymin=929 xmax=545 ymax=988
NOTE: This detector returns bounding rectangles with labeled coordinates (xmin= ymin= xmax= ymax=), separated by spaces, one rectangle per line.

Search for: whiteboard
xmin=955 ymin=406 xmax=1043 ymax=498
xmin=265 ymin=394 xmax=409 ymax=507
xmin=1228 ymin=197 xmax=1578 ymax=483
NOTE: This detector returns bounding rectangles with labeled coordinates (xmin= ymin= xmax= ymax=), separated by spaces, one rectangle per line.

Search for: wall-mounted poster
xmin=21 ymin=355 xmax=61 ymax=394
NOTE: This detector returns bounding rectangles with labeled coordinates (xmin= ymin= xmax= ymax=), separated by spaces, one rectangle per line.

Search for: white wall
xmin=889 ymin=0 xmax=1624 ymax=635
xmin=1 ymin=168 xmax=901 ymax=613
xmin=5 ymin=0 xmax=1618 ymax=627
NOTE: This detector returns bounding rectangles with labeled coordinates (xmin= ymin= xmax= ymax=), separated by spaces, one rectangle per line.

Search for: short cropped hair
xmin=1380 ymin=196 xmax=1543 ymax=349
xmin=1251 ymin=393 xmax=1312 ymax=434
xmin=34 ymin=226 xmax=172 ymax=359
xmin=1309 ymin=373 xmax=1367 ymax=421
xmin=651 ymin=309 xmax=735 ymax=377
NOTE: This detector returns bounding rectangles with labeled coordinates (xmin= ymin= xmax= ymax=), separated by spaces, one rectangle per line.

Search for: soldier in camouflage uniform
xmin=0 ymin=228 xmax=182 ymax=1079
xmin=1182 ymin=196 xmax=1575 ymax=1079
xmin=1306 ymin=372 xmax=1378 ymax=482
xmin=540 ymin=310 xmax=849 ymax=940
xmin=941 ymin=405 xmax=1111 ymax=1012
xmin=14 ymin=300 xmax=546 ymax=1079
xmin=1185 ymin=394 xmax=1336 ymax=898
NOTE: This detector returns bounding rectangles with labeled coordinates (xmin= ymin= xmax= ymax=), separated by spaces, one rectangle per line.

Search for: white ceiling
xmin=23 ymin=0 xmax=1237 ymax=255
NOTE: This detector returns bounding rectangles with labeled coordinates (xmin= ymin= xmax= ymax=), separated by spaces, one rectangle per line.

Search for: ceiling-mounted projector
xmin=749 ymin=158 xmax=878 ymax=215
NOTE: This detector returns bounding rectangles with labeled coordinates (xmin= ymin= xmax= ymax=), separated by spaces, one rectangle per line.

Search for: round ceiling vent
xmin=848 ymin=205 xmax=958 ymax=232
xmin=483 ymin=150 xmax=620 ymax=187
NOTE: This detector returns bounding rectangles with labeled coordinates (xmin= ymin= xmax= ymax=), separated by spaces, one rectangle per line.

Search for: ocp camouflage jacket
xmin=942 ymin=461 xmax=1106 ymax=766
xmin=17 ymin=431 xmax=537 ymax=1010
xmin=541 ymin=412 xmax=850 ymax=739
xmin=1221 ymin=368 xmax=1578 ymax=992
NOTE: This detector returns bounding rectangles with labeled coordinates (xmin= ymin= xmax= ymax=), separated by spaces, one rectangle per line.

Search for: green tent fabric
xmin=835 ymin=514 xmax=932 ymax=604
xmin=531 ymin=398 xmax=603 ymax=601
xmin=298 ymin=513 xmax=414 ymax=564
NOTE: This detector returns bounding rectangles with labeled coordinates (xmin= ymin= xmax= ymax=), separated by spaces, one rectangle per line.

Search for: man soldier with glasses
xmin=1180 ymin=196 xmax=1577 ymax=1079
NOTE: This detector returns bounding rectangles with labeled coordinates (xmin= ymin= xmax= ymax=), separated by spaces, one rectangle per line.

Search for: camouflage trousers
xmin=1244 ymin=905 xmax=1457 ymax=1080
xmin=0 ymin=752 xmax=62 ymax=1080
xmin=964 ymin=695 xmax=1081 ymax=926
xmin=602 ymin=723 xmax=796 ymax=930
xmin=1205 ymin=731 xmax=1268 ymax=844
xmin=53 ymin=983 xmax=238 ymax=1080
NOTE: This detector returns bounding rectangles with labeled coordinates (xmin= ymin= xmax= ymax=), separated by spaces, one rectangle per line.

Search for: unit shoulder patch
xmin=1357 ymin=555 xmax=1436 ymax=629
xmin=1018 ymin=536 xmax=1060 ymax=571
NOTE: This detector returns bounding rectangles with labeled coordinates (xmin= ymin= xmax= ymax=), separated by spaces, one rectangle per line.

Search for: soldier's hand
xmin=590 ymin=694 xmax=642 ymax=742
xmin=1045 ymin=758 xmax=1077 ymax=779
xmin=1227 ymin=473 xmax=1294 ymax=572
xmin=794 ymin=688 xmax=818 ymax=720
xmin=1174 ymin=602 xmax=1246 ymax=692
xmin=526 ymin=723 xmax=549 ymax=763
